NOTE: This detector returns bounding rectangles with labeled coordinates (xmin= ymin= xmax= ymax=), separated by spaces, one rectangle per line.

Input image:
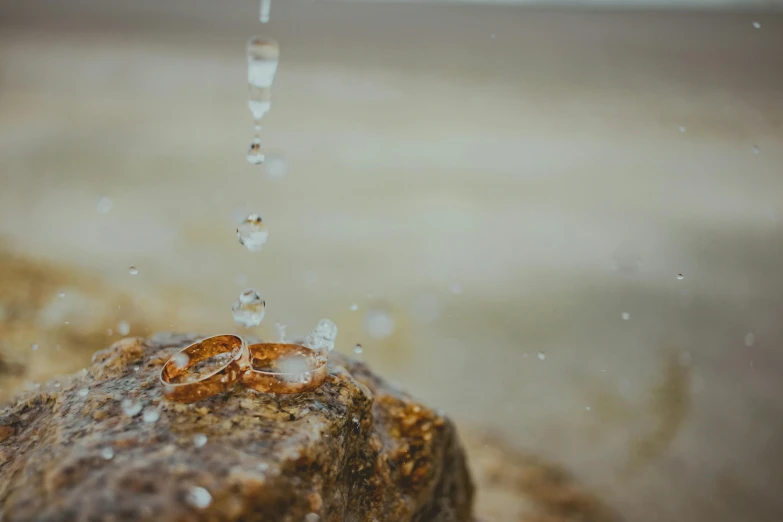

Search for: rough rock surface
xmin=0 ymin=333 xmax=474 ymax=522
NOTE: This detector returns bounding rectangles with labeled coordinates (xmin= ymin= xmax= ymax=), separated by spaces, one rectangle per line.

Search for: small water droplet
xmin=752 ymin=21 xmax=761 ymax=28
xmin=247 ymin=137 xmax=264 ymax=165
xmin=258 ymin=462 xmax=269 ymax=471
xmin=121 ymin=399 xmax=143 ymax=417
xmin=78 ymin=387 xmax=89 ymax=397
xmin=58 ymin=291 xmax=66 ymax=298
xmin=537 ymin=352 xmax=546 ymax=361
xmin=585 ymin=406 xmax=591 ymax=411
xmin=744 ymin=332 xmax=755 ymax=347
xmin=232 ymin=289 xmax=266 ymax=328
xmin=260 ymin=0 xmax=271 ymax=23
xmin=128 ymin=266 xmax=138 ymax=276
xmin=676 ymin=273 xmax=684 ymax=280
xmin=753 ymin=145 xmax=760 ymax=154
xmin=237 ymin=215 xmax=268 ymax=252
xmin=97 ymin=196 xmax=113 ymax=214
xmin=100 ymin=447 xmax=114 ymax=460
xmin=117 ymin=321 xmax=131 ymax=336
xmin=363 ymin=306 xmax=395 ymax=339
xmin=142 ymin=408 xmax=160 ymax=424
xmin=31 ymin=343 xmax=39 ymax=351
xmin=353 ymin=344 xmax=363 ymax=355
xmin=350 ymin=304 xmax=358 ymax=311
xmin=193 ymin=433 xmax=208 ymax=447
xmin=187 ymin=486 xmax=212 ymax=509
xmin=678 ymin=125 xmax=687 ymax=133
xmin=621 ymin=312 xmax=630 ymax=321
xmin=305 ymin=513 xmax=320 ymax=522
xmin=263 ymin=153 xmax=287 ymax=179
xmin=172 ymin=352 xmax=190 ymax=370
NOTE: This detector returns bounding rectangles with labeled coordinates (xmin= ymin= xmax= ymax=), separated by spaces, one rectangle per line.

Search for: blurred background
xmin=1 ymin=0 xmax=783 ymax=520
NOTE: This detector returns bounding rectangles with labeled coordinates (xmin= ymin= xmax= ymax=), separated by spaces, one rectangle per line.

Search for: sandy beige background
xmin=1 ymin=1 xmax=783 ymax=521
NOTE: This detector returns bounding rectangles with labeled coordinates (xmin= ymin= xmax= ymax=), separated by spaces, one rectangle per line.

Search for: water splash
xmin=304 ymin=318 xmax=338 ymax=356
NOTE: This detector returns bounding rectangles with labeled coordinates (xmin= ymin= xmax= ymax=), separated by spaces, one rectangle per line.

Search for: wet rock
xmin=0 ymin=333 xmax=474 ymax=522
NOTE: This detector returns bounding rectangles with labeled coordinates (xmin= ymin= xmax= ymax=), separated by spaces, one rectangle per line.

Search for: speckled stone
xmin=0 ymin=333 xmax=474 ymax=522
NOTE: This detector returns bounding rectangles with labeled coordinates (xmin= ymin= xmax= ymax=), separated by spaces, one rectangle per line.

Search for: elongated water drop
xmin=260 ymin=0 xmax=271 ymax=23
xmin=247 ymin=37 xmax=279 ymax=89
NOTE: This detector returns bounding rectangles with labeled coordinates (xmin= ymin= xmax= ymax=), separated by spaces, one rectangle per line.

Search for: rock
xmin=0 ymin=333 xmax=474 ymax=522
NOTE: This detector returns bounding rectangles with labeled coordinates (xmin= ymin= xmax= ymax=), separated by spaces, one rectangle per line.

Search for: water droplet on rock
xmin=101 ymin=447 xmax=114 ymax=460
xmin=172 ymin=352 xmax=190 ymax=370
xmin=193 ymin=433 xmax=208 ymax=447
xmin=187 ymin=486 xmax=212 ymax=509
xmin=78 ymin=387 xmax=89 ymax=397
xmin=237 ymin=215 xmax=268 ymax=252
xmin=121 ymin=399 xmax=142 ymax=417
xmin=142 ymin=408 xmax=160 ymax=424
xmin=232 ymin=289 xmax=266 ymax=328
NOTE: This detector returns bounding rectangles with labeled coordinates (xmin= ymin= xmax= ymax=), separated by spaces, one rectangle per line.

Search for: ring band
xmin=240 ymin=342 xmax=327 ymax=394
xmin=160 ymin=334 xmax=248 ymax=403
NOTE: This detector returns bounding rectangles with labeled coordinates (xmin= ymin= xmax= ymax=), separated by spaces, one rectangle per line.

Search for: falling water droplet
xmin=232 ymin=289 xmax=266 ymax=328
xmin=117 ymin=321 xmax=131 ymax=336
xmin=621 ymin=312 xmax=630 ymax=321
xmin=676 ymin=273 xmax=685 ymax=280
xmin=237 ymin=215 xmax=269 ymax=252
xmin=304 ymin=319 xmax=338 ymax=353
xmin=78 ymin=387 xmax=89 ymax=397
xmin=97 ymin=196 xmax=113 ymax=214
xmin=752 ymin=21 xmax=761 ymax=28
xmin=142 ymin=408 xmax=160 ymax=424
xmin=260 ymin=0 xmax=271 ymax=23
xmin=537 ymin=352 xmax=546 ymax=361
xmin=247 ymin=37 xmax=278 ymax=124
xmin=353 ymin=344 xmax=363 ymax=355
xmin=187 ymin=486 xmax=212 ymax=509
xmin=744 ymin=332 xmax=755 ymax=347
xmin=193 ymin=433 xmax=208 ymax=447
xmin=101 ymin=447 xmax=115 ymax=460
xmin=129 ymin=266 xmax=138 ymax=276
xmin=121 ymin=399 xmax=143 ymax=417
xmin=363 ymin=306 xmax=395 ymax=339
xmin=247 ymin=136 xmax=264 ymax=165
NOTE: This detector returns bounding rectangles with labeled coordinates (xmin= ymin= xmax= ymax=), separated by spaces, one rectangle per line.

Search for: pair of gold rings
xmin=159 ymin=335 xmax=327 ymax=403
